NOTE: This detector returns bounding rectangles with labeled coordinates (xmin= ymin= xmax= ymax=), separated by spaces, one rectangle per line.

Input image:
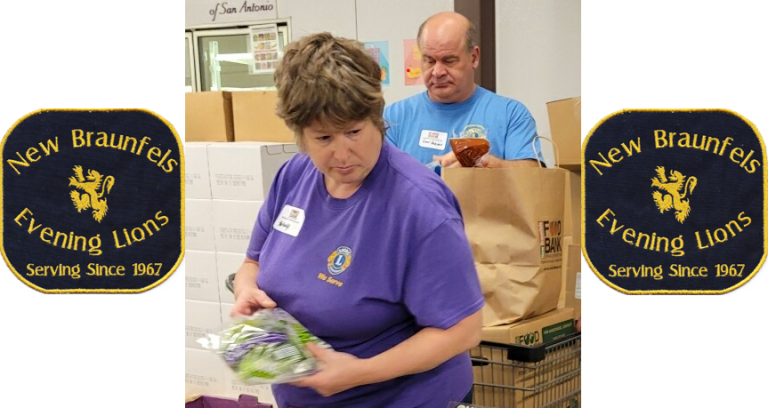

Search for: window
xmin=186 ymin=22 xmax=290 ymax=92
xmin=185 ymin=33 xmax=195 ymax=93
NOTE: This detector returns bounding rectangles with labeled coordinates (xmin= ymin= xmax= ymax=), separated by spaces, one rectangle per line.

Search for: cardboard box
xmin=547 ymin=96 xmax=581 ymax=170
xmin=185 ymin=348 xmax=227 ymax=397
xmin=558 ymin=244 xmax=581 ymax=321
xmin=185 ymin=250 xmax=220 ymax=303
xmin=481 ymin=307 xmax=575 ymax=346
xmin=207 ymin=142 xmax=298 ymax=201
xmin=564 ymin=169 xmax=581 ymax=245
xmin=186 ymin=199 xmax=216 ymax=251
xmin=185 ymin=300 xmax=222 ymax=349
xmin=186 ymin=91 xmax=234 ymax=142
xmin=185 ymin=143 xmax=213 ymax=199
xmin=565 ymin=245 xmax=582 ymax=321
xmin=186 ymin=395 xmax=273 ymax=408
xmin=221 ymin=372 xmax=277 ymax=406
xmin=211 ymin=200 xmax=264 ymax=253
xmin=221 ymin=303 xmax=236 ymax=324
xmin=232 ymin=91 xmax=294 ymax=143
xmin=217 ymin=252 xmax=246 ymax=304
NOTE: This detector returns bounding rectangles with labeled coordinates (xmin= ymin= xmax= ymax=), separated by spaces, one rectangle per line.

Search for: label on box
xmin=575 ymin=272 xmax=581 ymax=299
xmin=542 ymin=319 xmax=575 ymax=343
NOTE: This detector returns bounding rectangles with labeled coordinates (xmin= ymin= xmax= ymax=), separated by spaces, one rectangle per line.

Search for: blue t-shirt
xmin=246 ymin=142 xmax=484 ymax=408
xmin=384 ymin=86 xmax=539 ymax=164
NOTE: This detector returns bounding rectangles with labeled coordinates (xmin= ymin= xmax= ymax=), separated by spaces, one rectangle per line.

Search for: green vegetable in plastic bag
xmin=199 ymin=308 xmax=330 ymax=384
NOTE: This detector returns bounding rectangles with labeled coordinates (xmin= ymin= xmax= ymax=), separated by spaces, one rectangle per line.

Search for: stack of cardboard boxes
xmin=184 ymin=90 xmax=298 ymax=404
xmin=548 ymin=96 xmax=582 ymax=329
xmin=185 ymin=90 xmax=295 ymax=143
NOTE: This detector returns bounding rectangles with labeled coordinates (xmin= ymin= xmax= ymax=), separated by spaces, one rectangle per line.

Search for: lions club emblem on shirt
xmin=327 ymin=246 xmax=352 ymax=275
xmin=460 ymin=124 xmax=488 ymax=139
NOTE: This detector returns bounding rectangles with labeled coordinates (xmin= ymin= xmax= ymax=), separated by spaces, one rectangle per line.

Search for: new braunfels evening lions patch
xmin=1 ymin=109 xmax=183 ymax=293
xmin=583 ymin=110 xmax=766 ymax=294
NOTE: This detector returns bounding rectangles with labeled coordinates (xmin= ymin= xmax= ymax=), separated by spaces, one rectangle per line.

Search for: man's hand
xmin=479 ymin=154 xmax=540 ymax=168
xmin=291 ymin=343 xmax=367 ymax=397
xmin=435 ymin=152 xmax=541 ymax=168
xmin=433 ymin=152 xmax=461 ymax=168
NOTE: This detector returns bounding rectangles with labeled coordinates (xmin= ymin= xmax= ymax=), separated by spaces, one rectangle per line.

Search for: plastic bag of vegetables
xmin=199 ymin=308 xmax=330 ymax=384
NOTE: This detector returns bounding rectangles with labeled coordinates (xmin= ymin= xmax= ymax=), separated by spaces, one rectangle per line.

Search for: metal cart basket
xmin=469 ymin=333 xmax=581 ymax=408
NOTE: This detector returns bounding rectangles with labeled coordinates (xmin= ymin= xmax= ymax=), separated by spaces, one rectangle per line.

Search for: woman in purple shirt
xmin=230 ymin=32 xmax=484 ymax=408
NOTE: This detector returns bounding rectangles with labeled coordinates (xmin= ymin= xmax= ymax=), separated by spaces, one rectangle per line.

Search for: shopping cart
xmin=469 ymin=334 xmax=581 ymax=408
xmin=226 ymin=273 xmax=236 ymax=294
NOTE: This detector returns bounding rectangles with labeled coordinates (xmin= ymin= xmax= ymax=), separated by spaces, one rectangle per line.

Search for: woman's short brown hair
xmin=274 ymin=32 xmax=385 ymax=149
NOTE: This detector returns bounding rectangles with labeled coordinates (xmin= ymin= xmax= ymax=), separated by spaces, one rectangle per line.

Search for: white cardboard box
xmin=185 ymin=250 xmax=220 ymax=303
xmin=222 ymin=370 xmax=278 ymax=405
xmin=185 ymin=347 xmax=227 ymax=397
xmin=212 ymin=200 xmax=264 ymax=254
xmin=217 ymin=252 xmax=246 ymax=304
xmin=186 ymin=199 xmax=216 ymax=251
xmin=185 ymin=300 xmax=222 ymax=349
xmin=207 ymin=142 xmax=298 ymax=201
xmin=221 ymin=303 xmax=236 ymax=326
xmin=184 ymin=142 xmax=213 ymax=199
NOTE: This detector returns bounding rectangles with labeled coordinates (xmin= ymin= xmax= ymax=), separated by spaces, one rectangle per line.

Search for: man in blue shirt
xmin=385 ymin=11 xmax=541 ymax=168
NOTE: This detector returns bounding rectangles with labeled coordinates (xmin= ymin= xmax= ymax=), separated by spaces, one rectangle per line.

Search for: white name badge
xmin=418 ymin=130 xmax=448 ymax=150
xmin=273 ymin=205 xmax=305 ymax=237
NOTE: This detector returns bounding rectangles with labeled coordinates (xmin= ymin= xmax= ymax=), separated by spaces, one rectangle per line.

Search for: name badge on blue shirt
xmin=419 ymin=130 xmax=448 ymax=150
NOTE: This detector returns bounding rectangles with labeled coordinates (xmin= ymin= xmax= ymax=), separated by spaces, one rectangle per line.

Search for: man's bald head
xmin=416 ymin=11 xmax=480 ymax=103
xmin=417 ymin=11 xmax=477 ymax=52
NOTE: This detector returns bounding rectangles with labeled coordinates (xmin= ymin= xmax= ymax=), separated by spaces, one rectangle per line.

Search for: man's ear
xmin=471 ymin=46 xmax=480 ymax=68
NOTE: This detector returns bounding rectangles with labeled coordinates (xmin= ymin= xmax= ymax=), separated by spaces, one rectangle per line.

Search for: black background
xmin=584 ymin=110 xmax=765 ymax=292
xmin=3 ymin=110 xmax=182 ymax=291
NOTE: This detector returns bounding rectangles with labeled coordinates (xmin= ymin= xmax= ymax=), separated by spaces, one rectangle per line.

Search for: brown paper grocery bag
xmin=443 ymin=165 xmax=566 ymax=326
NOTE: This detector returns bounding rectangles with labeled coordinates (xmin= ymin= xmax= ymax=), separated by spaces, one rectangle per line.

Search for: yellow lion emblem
xmin=651 ymin=166 xmax=697 ymax=224
xmin=68 ymin=165 xmax=115 ymax=223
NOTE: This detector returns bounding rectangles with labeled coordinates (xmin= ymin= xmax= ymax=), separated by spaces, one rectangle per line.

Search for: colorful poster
xmin=248 ymin=24 xmax=279 ymax=75
xmin=403 ymin=39 xmax=423 ymax=86
xmin=364 ymin=41 xmax=390 ymax=85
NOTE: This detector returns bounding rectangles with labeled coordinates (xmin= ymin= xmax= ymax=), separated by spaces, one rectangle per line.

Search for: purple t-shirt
xmin=246 ymin=142 xmax=484 ymax=408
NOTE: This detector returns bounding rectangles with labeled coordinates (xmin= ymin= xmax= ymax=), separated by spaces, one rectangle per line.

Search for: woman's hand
xmin=229 ymin=260 xmax=276 ymax=317
xmin=230 ymin=286 xmax=276 ymax=317
xmin=291 ymin=343 xmax=367 ymax=397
